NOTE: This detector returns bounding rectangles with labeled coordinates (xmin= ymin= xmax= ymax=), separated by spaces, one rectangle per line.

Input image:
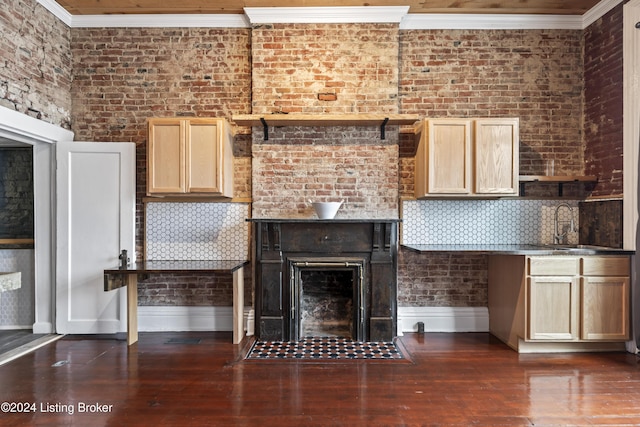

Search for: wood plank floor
xmin=1 ymin=332 xmax=640 ymax=426
xmin=0 ymin=330 xmax=46 ymax=354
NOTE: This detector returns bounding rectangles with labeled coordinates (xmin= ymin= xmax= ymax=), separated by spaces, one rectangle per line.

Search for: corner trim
xmin=36 ymin=0 xmax=72 ymax=26
xmin=583 ymin=0 xmax=624 ymax=28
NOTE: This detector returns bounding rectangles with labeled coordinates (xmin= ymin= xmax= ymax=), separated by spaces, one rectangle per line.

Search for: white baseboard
xmin=138 ymin=306 xmax=243 ymax=332
xmin=137 ymin=305 xmax=488 ymax=335
xmin=32 ymin=322 xmax=54 ymax=334
xmin=398 ymin=306 xmax=489 ymax=334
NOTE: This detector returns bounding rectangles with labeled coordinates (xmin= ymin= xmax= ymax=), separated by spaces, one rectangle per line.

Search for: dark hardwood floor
xmin=0 ymin=330 xmax=45 ymax=354
xmin=1 ymin=332 xmax=640 ymax=426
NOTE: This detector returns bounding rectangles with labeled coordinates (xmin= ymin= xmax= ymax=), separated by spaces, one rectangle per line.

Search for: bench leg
xmin=127 ymin=274 xmax=138 ymax=345
xmin=232 ymin=267 xmax=245 ymax=344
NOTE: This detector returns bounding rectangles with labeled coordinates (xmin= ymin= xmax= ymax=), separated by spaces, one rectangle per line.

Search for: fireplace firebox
xmin=250 ymin=219 xmax=399 ymax=342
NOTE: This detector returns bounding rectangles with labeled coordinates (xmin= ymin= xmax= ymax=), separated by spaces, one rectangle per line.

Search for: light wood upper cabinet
xmin=474 ymin=118 xmax=519 ymax=195
xmin=147 ymin=118 xmax=234 ymax=198
xmin=414 ymin=118 xmax=519 ymax=198
xmin=415 ymin=119 xmax=472 ymax=196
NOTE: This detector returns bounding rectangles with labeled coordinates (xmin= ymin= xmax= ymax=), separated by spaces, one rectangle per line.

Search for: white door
xmin=56 ymin=142 xmax=135 ymax=334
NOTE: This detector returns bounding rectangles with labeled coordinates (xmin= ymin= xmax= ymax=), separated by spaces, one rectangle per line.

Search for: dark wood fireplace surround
xmin=251 ymin=219 xmax=399 ymax=342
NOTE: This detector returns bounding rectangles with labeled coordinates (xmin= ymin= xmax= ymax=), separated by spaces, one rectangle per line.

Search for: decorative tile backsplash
xmin=0 ymin=249 xmax=34 ymax=328
xmin=145 ymin=203 xmax=250 ymax=260
xmin=402 ymin=199 xmax=579 ymax=245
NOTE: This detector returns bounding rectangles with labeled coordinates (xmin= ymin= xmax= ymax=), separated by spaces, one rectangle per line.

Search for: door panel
xmin=527 ymin=276 xmax=578 ymax=341
xmin=56 ymin=142 xmax=135 ymax=334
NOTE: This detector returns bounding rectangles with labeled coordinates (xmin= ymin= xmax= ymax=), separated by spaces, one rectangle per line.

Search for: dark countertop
xmin=401 ymin=244 xmax=634 ymax=255
xmin=247 ymin=218 xmax=401 ymax=223
xmin=104 ymin=260 xmax=249 ymax=275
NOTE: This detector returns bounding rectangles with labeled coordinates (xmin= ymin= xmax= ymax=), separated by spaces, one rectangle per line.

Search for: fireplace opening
xmin=290 ymin=258 xmax=365 ymax=341
xmin=300 ymin=269 xmax=355 ymax=338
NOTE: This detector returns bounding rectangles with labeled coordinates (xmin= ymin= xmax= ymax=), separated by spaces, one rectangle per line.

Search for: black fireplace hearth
xmin=250 ymin=219 xmax=399 ymax=342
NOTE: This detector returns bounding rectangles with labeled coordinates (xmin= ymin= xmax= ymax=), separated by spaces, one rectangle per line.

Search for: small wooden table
xmin=104 ymin=260 xmax=249 ymax=345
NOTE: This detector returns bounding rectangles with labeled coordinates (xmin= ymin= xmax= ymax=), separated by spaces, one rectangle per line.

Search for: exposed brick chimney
xmin=249 ymin=23 xmax=402 ymax=219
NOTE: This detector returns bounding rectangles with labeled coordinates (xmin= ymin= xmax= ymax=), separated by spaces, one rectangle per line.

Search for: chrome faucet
xmin=554 ymin=203 xmax=576 ymax=245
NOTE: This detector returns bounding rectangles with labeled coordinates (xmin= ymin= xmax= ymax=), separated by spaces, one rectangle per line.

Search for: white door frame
xmin=0 ymin=106 xmax=74 ymax=334
xmin=624 ymin=0 xmax=640 ymax=251
xmin=624 ymin=0 xmax=640 ymax=352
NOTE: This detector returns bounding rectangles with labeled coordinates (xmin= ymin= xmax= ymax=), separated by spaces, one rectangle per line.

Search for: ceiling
xmin=54 ymin=0 xmax=604 ymax=16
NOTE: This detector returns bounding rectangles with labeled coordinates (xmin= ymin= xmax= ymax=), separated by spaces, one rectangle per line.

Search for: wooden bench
xmin=104 ymin=260 xmax=249 ymax=345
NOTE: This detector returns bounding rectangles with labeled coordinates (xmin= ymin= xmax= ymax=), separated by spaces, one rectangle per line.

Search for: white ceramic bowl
xmin=311 ymin=201 xmax=343 ymax=219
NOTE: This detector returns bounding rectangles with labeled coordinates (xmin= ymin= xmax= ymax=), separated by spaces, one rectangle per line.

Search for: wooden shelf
xmin=519 ymin=175 xmax=597 ymax=197
xmin=232 ymin=113 xmax=419 ymax=127
xmin=232 ymin=113 xmax=420 ymax=140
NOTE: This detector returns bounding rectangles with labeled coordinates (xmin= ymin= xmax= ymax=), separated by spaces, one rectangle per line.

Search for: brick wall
xmin=0 ymin=0 xmax=72 ymax=128
xmin=251 ymin=129 xmax=399 ymax=218
xmin=398 ymin=29 xmax=584 ymax=198
xmin=398 ymin=249 xmax=488 ymax=307
xmin=138 ymin=272 xmax=238 ymax=306
xmin=397 ymin=29 xmax=584 ymax=307
xmin=61 ymin=19 xmax=618 ymax=310
xmin=0 ymin=148 xmax=33 ymax=239
xmin=70 ymin=27 xmax=252 ymax=307
xmin=70 ymin=27 xmax=252 ymax=253
xmin=249 ymin=24 xmax=401 ymax=218
xmin=584 ymin=4 xmax=624 ymax=197
xmin=251 ymin=24 xmax=400 ymax=115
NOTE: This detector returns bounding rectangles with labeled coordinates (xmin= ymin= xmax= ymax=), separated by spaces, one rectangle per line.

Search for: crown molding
xmin=583 ymin=0 xmax=624 ymax=28
xmin=37 ymin=1 xmax=620 ymax=30
xmin=244 ymin=6 xmax=409 ymax=24
xmin=70 ymin=14 xmax=249 ymax=28
xmin=399 ymin=13 xmax=583 ymax=30
xmin=37 ymin=0 xmax=72 ymax=26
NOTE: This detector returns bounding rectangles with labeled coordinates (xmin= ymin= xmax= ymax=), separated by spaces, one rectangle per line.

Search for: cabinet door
xmin=581 ymin=276 xmax=629 ymax=340
xmin=474 ymin=118 xmax=519 ymax=195
xmin=527 ymin=276 xmax=578 ymax=341
xmin=186 ymin=120 xmax=221 ymax=193
xmin=423 ymin=119 xmax=472 ymax=195
xmin=148 ymin=119 xmax=185 ymax=194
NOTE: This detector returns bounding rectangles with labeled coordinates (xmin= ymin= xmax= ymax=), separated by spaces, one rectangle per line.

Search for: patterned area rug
xmin=246 ymin=336 xmax=405 ymax=360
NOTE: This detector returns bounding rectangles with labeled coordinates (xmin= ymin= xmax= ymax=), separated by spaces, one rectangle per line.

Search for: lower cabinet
xmin=489 ymin=255 xmax=629 ymax=353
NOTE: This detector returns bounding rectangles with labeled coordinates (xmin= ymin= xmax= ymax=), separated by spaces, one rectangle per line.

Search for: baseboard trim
xmin=138 ymin=306 xmax=253 ymax=332
xmin=398 ymin=307 xmax=489 ymax=334
xmin=137 ymin=306 xmax=488 ymax=334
